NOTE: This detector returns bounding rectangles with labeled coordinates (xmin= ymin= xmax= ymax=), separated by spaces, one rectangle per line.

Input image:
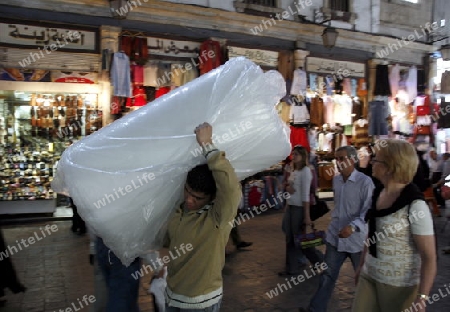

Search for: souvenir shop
xmin=0 ymin=19 xmax=103 ymax=214
xmin=267 ymin=57 xmax=432 ymax=195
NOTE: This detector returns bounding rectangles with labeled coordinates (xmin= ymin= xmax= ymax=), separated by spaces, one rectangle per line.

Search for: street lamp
xmin=109 ymin=0 xmax=129 ymax=19
xmin=322 ymin=27 xmax=338 ymax=49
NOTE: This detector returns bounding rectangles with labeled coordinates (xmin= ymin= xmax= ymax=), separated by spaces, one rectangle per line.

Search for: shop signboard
xmin=0 ymin=19 xmax=99 ymax=53
xmin=228 ymin=46 xmax=278 ymax=68
xmin=306 ymin=57 xmax=365 ymax=78
xmin=147 ymin=37 xmax=200 ymax=58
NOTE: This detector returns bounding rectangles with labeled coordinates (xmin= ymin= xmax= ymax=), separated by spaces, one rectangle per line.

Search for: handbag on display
xmin=310 ymin=195 xmax=330 ymax=221
xmin=295 ymin=226 xmax=326 ymax=249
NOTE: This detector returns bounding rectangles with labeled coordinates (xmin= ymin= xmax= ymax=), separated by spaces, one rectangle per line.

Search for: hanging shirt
xmin=323 ymin=96 xmax=335 ymax=126
xmin=389 ymin=64 xmax=400 ymax=98
xmin=343 ymin=78 xmax=352 ymax=95
xmin=171 ymin=65 xmax=184 ymax=87
xmin=317 ymin=76 xmax=324 ymax=96
xmin=144 ymin=64 xmax=159 ymax=87
xmin=290 ymin=104 xmax=310 ymax=125
xmin=290 ymin=69 xmax=307 ymax=95
xmin=290 ymin=127 xmax=310 ymax=152
xmin=406 ymin=66 xmax=418 ymax=104
xmin=199 ymin=40 xmax=222 ymax=75
xmin=310 ymin=96 xmax=324 ymax=127
xmin=181 ymin=67 xmax=199 ymax=85
xmin=357 ymin=78 xmax=368 ymax=97
xmin=333 ymin=133 xmax=348 ymax=151
xmin=111 ymin=52 xmax=131 ymax=97
xmin=350 ymin=79 xmax=358 ymax=97
xmin=155 ymin=87 xmax=171 ymax=99
xmin=368 ymin=100 xmax=390 ymax=135
xmin=352 ymin=119 xmax=369 ymax=148
xmin=317 ymin=131 xmax=325 ymax=151
xmin=131 ymin=64 xmax=144 ymax=86
xmin=333 ymin=95 xmax=353 ymax=126
xmin=308 ymin=129 xmax=318 ymax=151
xmin=309 ymin=73 xmax=318 ymax=91
xmin=441 ymin=71 xmax=450 ymax=94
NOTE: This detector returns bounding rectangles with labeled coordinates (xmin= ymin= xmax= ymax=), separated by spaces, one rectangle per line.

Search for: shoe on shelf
xmin=236 ymin=241 xmax=253 ymax=250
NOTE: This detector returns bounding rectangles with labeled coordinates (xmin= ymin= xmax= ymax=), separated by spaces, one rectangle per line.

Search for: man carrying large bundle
xmin=163 ymin=122 xmax=242 ymax=311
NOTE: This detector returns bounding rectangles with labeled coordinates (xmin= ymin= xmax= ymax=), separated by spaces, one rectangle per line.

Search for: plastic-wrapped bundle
xmin=51 ymin=57 xmax=291 ymax=266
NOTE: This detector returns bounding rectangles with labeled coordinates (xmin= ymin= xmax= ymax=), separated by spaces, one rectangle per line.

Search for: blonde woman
xmin=353 ymin=139 xmax=437 ymax=312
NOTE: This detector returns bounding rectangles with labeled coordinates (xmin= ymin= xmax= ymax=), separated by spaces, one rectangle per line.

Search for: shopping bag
xmin=442 ymin=184 xmax=450 ymax=200
xmin=295 ymin=228 xmax=326 ymax=249
xmin=310 ymin=196 xmax=330 ymax=221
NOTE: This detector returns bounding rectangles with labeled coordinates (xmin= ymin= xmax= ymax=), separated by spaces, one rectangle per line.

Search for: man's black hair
xmin=186 ymin=164 xmax=217 ymax=196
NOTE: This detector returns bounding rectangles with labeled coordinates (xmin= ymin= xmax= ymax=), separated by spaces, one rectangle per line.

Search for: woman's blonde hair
xmin=377 ymin=139 xmax=418 ymax=184
xmin=292 ymin=145 xmax=309 ymax=170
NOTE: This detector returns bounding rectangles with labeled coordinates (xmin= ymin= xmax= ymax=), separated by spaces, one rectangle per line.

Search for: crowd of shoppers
xmin=3 ymin=136 xmax=445 ymax=312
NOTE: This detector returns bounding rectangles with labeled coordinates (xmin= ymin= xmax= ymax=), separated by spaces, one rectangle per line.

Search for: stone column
xmin=293 ymin=49 xmax=310 ymax=69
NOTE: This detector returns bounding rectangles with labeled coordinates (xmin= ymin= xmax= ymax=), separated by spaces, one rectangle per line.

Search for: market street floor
xmin=1 ymin=202 xmax=450 ymax=312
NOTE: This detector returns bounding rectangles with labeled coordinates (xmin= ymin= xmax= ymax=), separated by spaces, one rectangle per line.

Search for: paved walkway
xmin=1 ymin=203 xmax=450 ymax=312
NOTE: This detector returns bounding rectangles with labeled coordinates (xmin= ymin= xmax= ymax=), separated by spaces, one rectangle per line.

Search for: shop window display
xmin=0 ymin=91 xmax=102 ymax=203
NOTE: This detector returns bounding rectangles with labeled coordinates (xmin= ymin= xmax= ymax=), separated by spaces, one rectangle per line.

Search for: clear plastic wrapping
xmin=52 ymin=57 xmax=291 ymax=265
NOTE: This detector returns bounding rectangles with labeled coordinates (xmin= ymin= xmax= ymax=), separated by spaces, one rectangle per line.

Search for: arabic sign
xmin=306 ymin=57 xmax=365 ymax=78
xmin=147 ymin=37 xmax=200 ymax=58
xmin=228 ymin=46 xmax=278 ymax=67
xmin=0 ymin=21 xmax=98 ymax=53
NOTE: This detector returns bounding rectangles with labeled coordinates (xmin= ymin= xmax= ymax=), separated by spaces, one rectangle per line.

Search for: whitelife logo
xmin=190 ymin=121 xmax=253 ymax=158
xmin=132 ymin=243 xmax=193 ymax=279
xmin=93 ymin=172 xmax=156 ymax=209
xmin=250 ymin=0 xmax=313 ymax=35
xmin=18 ymin=31 xmax=82 ymax=68
xmin=0 ymin=225 xmax=58 ymax=261
xmin=376 ymin=22 xmax=439 ymax=59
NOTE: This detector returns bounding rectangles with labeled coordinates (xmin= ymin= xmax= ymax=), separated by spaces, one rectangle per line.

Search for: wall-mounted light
xmin=322 ymin=27 xmax=338 ymax=49
xmin=441 ymin=44 xmax=450 ymax=61
xmin=108 ymin=0 xmax=129 ymax=19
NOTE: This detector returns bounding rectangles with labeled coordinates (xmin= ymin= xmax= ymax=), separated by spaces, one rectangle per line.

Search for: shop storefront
xmin=0 ymin=19 xmax=103 ymax=214
xmin=433 ymin=57 xmax=450 ymax=153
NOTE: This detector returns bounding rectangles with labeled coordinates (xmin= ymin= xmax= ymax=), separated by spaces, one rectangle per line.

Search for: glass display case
xmin=0 ymin=90 xmax=103 ymax=209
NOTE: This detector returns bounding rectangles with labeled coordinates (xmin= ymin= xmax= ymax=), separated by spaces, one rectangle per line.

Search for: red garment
xmin=133 ymin=87 xmax=147 ymax=106
xmin=290 ymin=127 xmax=310 ymax=152
xmin=199 ymin=40 xmax=222 ymax=75
xmin=155 ymin=87 xmax=171 ymax=98
xmin=248 ymin=186 xmax=262 ymax=207
xmin=111 ymin=96 xmax=122 ymax=114
xmin=131 ymin=64 xmax=144 ymax=86
xmin=416 ymin=105 xmax=430 ymax=116
xmin=120 ymin=36 xmax=132 ymax=57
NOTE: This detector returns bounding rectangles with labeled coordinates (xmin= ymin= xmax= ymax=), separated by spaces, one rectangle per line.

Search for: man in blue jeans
xmin=96 ymin=237 xmax=141 ymax=312
xmin=299 ymin=146 xmax=374 ymax=312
